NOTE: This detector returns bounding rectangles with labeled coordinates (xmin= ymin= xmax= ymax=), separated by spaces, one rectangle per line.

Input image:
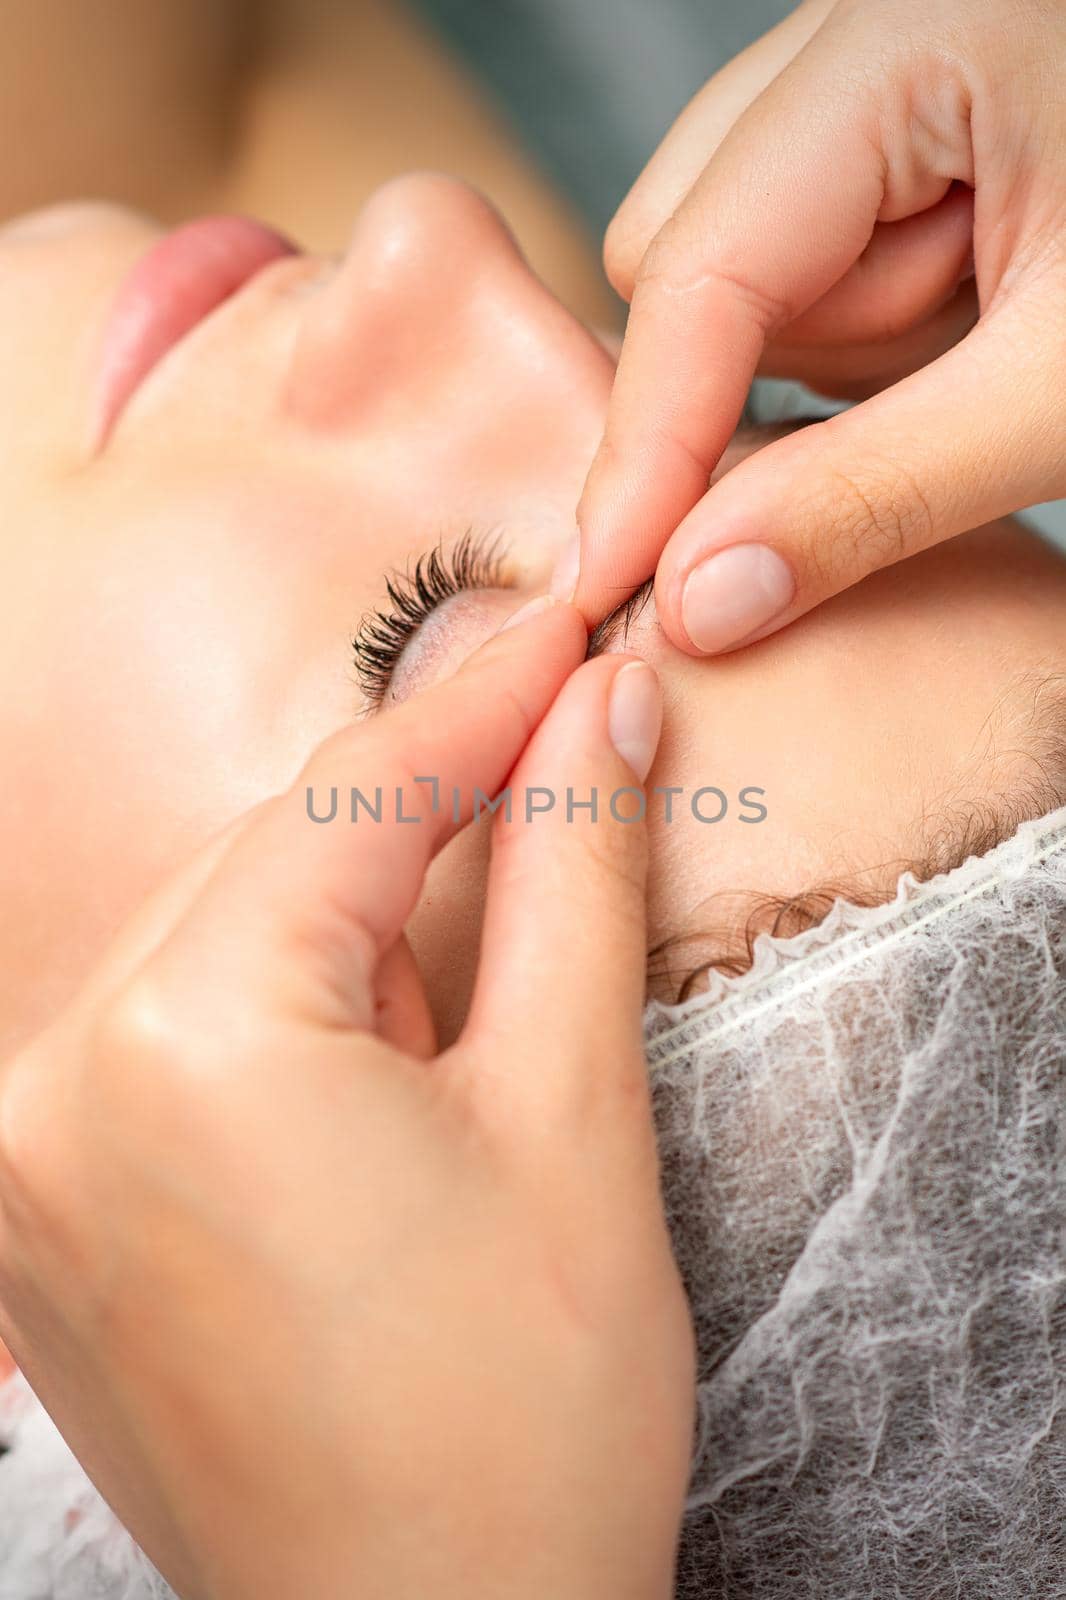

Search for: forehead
xmin=640 ymin=517 xmax=1066 ymax=949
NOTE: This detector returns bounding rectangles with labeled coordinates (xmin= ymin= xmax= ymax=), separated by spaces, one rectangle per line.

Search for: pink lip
xmin=93 ymin=214 xmax=298 ymax=445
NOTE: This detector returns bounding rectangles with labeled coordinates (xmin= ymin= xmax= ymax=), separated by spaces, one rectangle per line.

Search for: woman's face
xmin=0 ymin=176 xmax=616 ymax=1046
xmin=3 ymin=175 xmax=1066 ymax=1049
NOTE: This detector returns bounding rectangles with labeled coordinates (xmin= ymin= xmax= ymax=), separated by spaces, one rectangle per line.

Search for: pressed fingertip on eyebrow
xmin=607 ymin=660 xmax=662 ymax=782
xmin=680 ymin=542 xmax=795 ymax=653
xmin=549 ymin=532 xmax=581 ymax=602
xmin=496 ymin=593 xmax=562 ymax=632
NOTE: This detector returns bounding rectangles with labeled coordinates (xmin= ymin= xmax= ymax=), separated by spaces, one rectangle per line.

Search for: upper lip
xmin=91 ymin=214 xmax=298 ymax=447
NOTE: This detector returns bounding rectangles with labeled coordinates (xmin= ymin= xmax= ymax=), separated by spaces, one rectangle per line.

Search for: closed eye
xmin=351 ymin=528 xmax=512 ymax=710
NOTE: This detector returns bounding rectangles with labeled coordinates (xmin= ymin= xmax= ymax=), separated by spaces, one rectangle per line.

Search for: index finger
xmin=572 ymin=20 xmax=929 ymax=629
xmin=604 ymin=0 xmax=834 ymax=299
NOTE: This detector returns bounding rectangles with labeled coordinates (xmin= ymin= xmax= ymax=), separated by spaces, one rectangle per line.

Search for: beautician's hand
xmin=569 ymin=0 xmax=1066 ymax=654
xmin=0 ymin=600 xmax=694 ymax=1600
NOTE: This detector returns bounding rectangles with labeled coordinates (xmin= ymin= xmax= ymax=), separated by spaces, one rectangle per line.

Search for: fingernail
xmin=497 ymin=593 xmax=559 ymax=633
xmin=607 ymin=661 xmax=662 ymax=782
xmin=549 ymin=533 xmax=581 ymax=602
xmin=680 ymin=544 xmax=795 ymax=653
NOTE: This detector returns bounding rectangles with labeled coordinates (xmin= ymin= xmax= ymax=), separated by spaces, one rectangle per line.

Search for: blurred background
xmin=3 ymin=0 xmax=1062 ymax=541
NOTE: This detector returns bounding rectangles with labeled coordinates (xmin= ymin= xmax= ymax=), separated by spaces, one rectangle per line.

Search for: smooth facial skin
xmin=2 ymin=175 xmax=1066 ymax=1064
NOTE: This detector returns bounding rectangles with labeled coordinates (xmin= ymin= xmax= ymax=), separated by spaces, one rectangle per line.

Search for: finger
xmin=761 ymin=277 xmax=979 ymax=398
xmin=375 ymin=935 xmax=436 ymax=1058
xmin=605 ymin=0 xmax=835 ymax=298
xmin=764 ymin=184 xmax=974 ymax=350
xmin=463 ymin=654 xmax=662 ymax=1125
xmin=573 ymin=19 xmax=965 ymax=628
xmin=653 ymin=288 xmax=1066 ymax=655
xmin=141 ymin=599 xmax=587 ymax=1033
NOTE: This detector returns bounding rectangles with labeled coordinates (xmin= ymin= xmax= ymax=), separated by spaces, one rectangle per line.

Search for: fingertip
xmin=675 ymin=542 xmax=797 ymax=655
xmin=566 ymin=523 xmax=608 ymax=626
xmin=466 ymin=650 xmax=656 ymax=1067
xmin=531 ymin=650 xmax=662 ymax=789
xmin=569 ymin=492 xmax=651 ymax=631
xmin=548 ymin=533 xmax=581 ymax=604
xmin=568 ymin=567 xmax=602 ymax=631
xmin=606 ymin=659 xmax=662 ymax=782
xmin=495 ymin=592 xmax=563 ymax=634
xmin=488 ymin=591 xmax=586 ymax=659
xmin=651 ymin=453 xmax=807 ymax=655
xmin=603 ymin=206 xmax=641 ymax=302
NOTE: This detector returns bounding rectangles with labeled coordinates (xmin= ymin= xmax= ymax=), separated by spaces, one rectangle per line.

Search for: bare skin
xmin=2 ymin=5 xmax=1065 ymax=1405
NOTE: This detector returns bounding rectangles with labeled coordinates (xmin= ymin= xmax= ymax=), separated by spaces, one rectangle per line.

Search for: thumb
xmin=462 ymin=654 xmax=662 ymax=1130
xmin=653 ymin=295 xmax=1066 ymax=655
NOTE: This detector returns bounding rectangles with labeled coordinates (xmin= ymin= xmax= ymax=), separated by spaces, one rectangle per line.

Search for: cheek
xmin=0 ymin=492 xmax=357 ymax=1044
xmin=0 ymin=592 xmax=267 ymax=1044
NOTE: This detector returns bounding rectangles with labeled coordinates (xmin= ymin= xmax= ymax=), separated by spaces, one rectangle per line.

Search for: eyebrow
xmin=663 ymin=669 xmax=1066 ymax=1000
xmin=585 ymin=421 xmax=836 ymax=661
xmin=586 ymin=577 xmax=656 ymax=659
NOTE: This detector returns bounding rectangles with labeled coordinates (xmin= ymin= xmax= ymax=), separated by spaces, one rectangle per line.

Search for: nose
xmin=286 ymin=173 xmax=612 ymax=430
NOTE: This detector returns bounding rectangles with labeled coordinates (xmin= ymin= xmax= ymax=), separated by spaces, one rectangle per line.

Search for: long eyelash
xmin=351 ymin=529 xmax=508 ymax=709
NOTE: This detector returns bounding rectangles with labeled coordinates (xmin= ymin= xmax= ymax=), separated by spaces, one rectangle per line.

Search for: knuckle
xmin=558 ymin=831 xmax=649 ymax=927
xmin=478 ymin=1022 xmax=652 ymax=1165
xmin=632 ymin=227 xmax=695 ymax=302
xmin=97 ymin=961 xmax=249 ymax=1106
xmin=91 ymin=969 xmax=189 ymax=1089
xmin=88 ymin=965 xmax=256 ymax=1155
xmin=636 ymin=221 xmax=791 ymax=332
xmin=808 ymin=458 xmax=935 ymax=583
xmin=584 ymin=823 xmax=649 ymax=900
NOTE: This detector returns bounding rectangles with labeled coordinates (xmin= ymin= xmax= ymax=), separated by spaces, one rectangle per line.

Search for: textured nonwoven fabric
xmin=647 ymin=803 xmax=1066 ymax=1599
xmin=2 ymin=804 xmax=1065 ymax=1598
